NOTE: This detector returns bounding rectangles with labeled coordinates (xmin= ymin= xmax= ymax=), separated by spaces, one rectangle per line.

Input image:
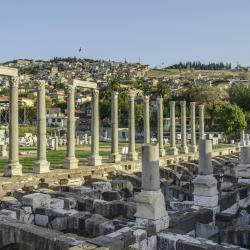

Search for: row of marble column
xmin=4 ymin=79 xmax=205 ymax=176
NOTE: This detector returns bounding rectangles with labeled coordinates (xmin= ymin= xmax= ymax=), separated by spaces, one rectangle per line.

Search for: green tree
xmin=217 ymin=103 xmax=246 ymax=138
xmin=229 ymin=84 xmax=250 ymax=112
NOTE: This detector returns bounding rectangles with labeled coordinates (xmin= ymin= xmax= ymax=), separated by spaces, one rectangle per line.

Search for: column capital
xmin=170 ymin=101 xmax=175 ymax=106
xmin=180 ymin=100 xmax=186 ymax=107
xmin=199 ymin=104 xmax=205 ymax=110
xmin=10 ymin=77 xmax=19 ymax=87
xmin=144 ymin=95 xmax=150 ymax=102
xmin=36 ymin=80 xmax=46 ymax=90
xmin=112 ymin=91 xmax=119 ymax=98
xmin=92 ymin=88 xmax=99 ymax=99
xmin=190 ymin=102 xmax=196 ymax=107
xmin=66 ymin=84 xmax=76 ymax=94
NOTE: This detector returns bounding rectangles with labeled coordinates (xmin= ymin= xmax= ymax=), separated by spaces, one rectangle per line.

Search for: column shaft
xmin=127 ymin=92 xmax=138 ymax=161
xmin=110 ymin=91 xmax=121 ymax=162
xmin=157 ymin=96 xmax=165 ymax=156
xmin=199 ymin=105 xmax=205 ymax=139
xmin=180 ymin=101 xmax=188 ymax=154
xmin=33 ymin=80 xmax=50 ymax=173
xmin=4 ymin=77 xmax=22 ymax=176
xmin=189 ymin=102 xmax=197 ymax=152
xmin=64 ymin=84 xmax=78 ymax=169
xmin=169 ymin=101 xmax=178 ymax=155
xmin=143 ymin=96 xmax=150 ymax=144
xmin=88 ymin=89 xmax=102 ymax=166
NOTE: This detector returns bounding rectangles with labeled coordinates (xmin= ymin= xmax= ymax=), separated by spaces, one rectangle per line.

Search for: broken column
xmin=193 ymin=139 xmax=218 ymax=208
xmin=4 ymin=77 xmax=22 ymax=176
xmin=180 ymin=101 xmax=188 ymax=154
xmin=33 ymin=80 xmax=50 ymax=173
xmin=240 ymin=130 xmax=245 ymax=146
xmin=157 ymin=96 xmax=165 ymax=157
xmin=199 ymin=104 xmax=205 ymax=139
xmin=135 ymin=144 xmax=169 ymax=232
xmin=235 ymin=145 xmax=250 ymax=178
xmin=127 ymin=91 xmax=138 ymax=161
xmin=64 ymin=84 xmax=78 ymax=169
xmin=189 ymin=102 xmax=197 ymax=153
xmin=109 ymin=91 xmax=121 ymax=163
xmin=88 ymin=89 xmax=102 ymax=166
xmin=169 ymin=101 xmax=178 ymax=155
xmin=143 ymin=95 xmax=150 ymax=144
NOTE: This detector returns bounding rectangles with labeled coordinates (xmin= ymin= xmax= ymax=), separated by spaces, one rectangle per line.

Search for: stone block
xmin=77 ymin=198 xmax=94 ymax=212
xmin=85 ymin=214 xmax=109 ymax=237
xmin=22 ymin=193 xmax=51 ymax=212
xmin=78 ymin=213 xmax=93 ymax=235
xmin=102 ymin=191 xmax=121 ymax=201
xmin=35 ymin=214 xmax=49 ymax=227
xmin=195 ymin=223 xmax=219 ymax=239
xmin=50 ymin=216 xmax=68 ymax=231
xmin=125 ymin=202 xmax=136 ymax=219
xmin=0 ymin=196 xmax=21 ymax=209
xmin=63 ymin=197 xmax=77 ymax=209
xmin=99 ymin=221 xmax=115 ymax=235
xmin=93 ymin=199 xmax=110 ymax=217
xmin=0 ymin=209 xmax=17 ymax=219
xmin=49 ymin=198 xmax=64 ymax=209
xmin=68 ymin=211 xmax=91 ymax=230
xmin=92 ymin=182 xmax=112 ymax=192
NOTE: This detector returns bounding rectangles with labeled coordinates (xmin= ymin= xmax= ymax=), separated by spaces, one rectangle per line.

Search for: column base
xmin=4 ymin=162 xmax=23 ymax=177
xmin=180 ymin=146 xmax=189 ymax=154
xmin=64 ymin=157 xmax=79 ymax=169
xmin=193 ymin=174 xmax=218 ymax=208
xmin=234 ymin=164 xmax=250 ymax=178
xmin=109 ymin=153 xmax=121 ymax=163
xmin=135 ymin=189 xmax=169 ymax=232
xmin=168 ymin=147 xmax=178 ymax=155
xmin=159 ymin=148 xmax=166 ymax=157
xmin=88 ymin=155 xmax=102 ymax=166
xmin=33 ymin=160 xmax=50 ymax=174
xmin=127 ymin=151 xmax=138 ymax=161
xmin=189 ymin=145 xmax=198 ymax=153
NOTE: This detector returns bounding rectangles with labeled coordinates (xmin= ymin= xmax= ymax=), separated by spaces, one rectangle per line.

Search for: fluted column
xmin=64 ymin=84 xmax=78 ymax=169
xmin=127 ymin=91 xmax=138 ymax=161
xmin=109 ymin=91 xmax=121 ymax=162
xmin=199 ymin=104 xmax=205 ymax=139
xmin=4 ymin=77 xmax=22 ymax=176
xmin=143 ymin=95 xmax=150 ymax=144
xmin=33 ymin=80 xmax=50 ymax=173
xmin=189 ymin=102 xmax=197 ymax=152
xmin=180 ymin=101 xmax=188 ymax=154
xmin=88 ymin=89 xmax=102 ymax=166
xmin=157 ymin=96 xmax=165 ymax=156
xmin=169 ymin=101 xmax=178 ymax=155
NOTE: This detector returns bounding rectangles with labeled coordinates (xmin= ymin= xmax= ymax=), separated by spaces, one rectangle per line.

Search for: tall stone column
xmin=193 ymin=139 xmax=218 ymax=208
xmin=157 ymin=96 xmax=165 ymax=157
xmin=169 ymin=101 xmax=178 ymax=155
xmin=143 ymin=95 xmax=150 ymax=144
xmin=189 ymin=102 xmax=197 ymax=153
xmin=199 ymin=104 xmax=205 ymax=139
xmin=180 ymin=101 xmax=188 ymax=154
xmin=127 ymin=91 xmax=138 ymax=161
xmin=109 ymin=91 xmax=121 ymax=163
xmin=33 ymin=80 xmax=50 ymax=173
xmin=88 ymin=89 xmax=102 ymax=166
xmin=135 ymin=144 xmax=169 ymax=233
xmin=4 ymin=77 xmax=22 ymax=176
xmin=64 ymin=84 xmax=78 ymax=169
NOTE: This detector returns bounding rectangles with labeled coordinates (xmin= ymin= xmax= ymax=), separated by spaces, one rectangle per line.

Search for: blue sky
xmin=0 ymin=0 xmax=250 ymax=66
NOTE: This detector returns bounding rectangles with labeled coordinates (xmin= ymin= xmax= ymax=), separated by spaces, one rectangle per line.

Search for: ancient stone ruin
xmin=0 ymin=66 xmax=249 ymax=249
